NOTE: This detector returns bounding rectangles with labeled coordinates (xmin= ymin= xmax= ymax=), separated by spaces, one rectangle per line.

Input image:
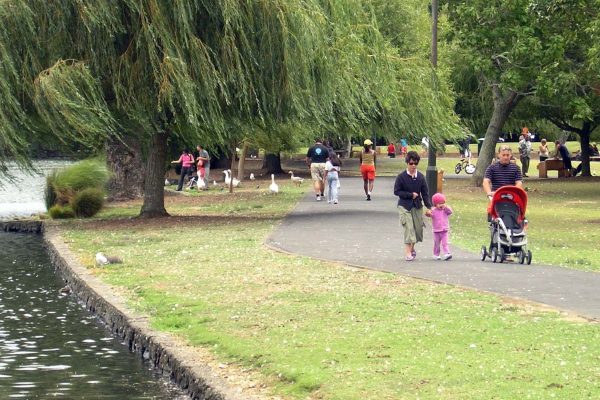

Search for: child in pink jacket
xmin=428 ymin=193 xmax=453 ymax=260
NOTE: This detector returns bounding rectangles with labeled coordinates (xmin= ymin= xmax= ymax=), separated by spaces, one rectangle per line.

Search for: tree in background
xmin=1 ymin=1 xmax=462 ymax=216
xmin=528 ymin=0 xmax=600 ymax=177
xmin=445 ymin=0 xmax=574 ymax=183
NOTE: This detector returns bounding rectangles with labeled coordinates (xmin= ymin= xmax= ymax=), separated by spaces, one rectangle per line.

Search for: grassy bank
xmin=56 ymin=178 xmax=600 ymax=399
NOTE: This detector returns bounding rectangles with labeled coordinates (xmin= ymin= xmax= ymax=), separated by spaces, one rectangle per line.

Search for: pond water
xmin=0 ymin=162 xmax=187 ymax=398
xmin=0 ymin=160 xmax=71 ymax=221
xmin=0 ymin=233 xmax=186 ymax=399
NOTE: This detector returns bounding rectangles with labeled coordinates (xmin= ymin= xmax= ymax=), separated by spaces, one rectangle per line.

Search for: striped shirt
xmin=484 ymin=161 xmax=522 ymax=191
xmin=361 ymin=150 xmax=375 ymax=166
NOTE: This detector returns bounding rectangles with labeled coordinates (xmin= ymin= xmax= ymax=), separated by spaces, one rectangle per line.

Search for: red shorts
xmin=360 ymin=164 xmax=376 ymax=180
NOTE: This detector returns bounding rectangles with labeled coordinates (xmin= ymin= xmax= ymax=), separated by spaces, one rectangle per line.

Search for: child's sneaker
xmin=443 ymin=253 xmax=452 ymax=260
xmin=333 ymin=200 xmax=338 ymax=204
xmin=316 ymin=195 xmax=322 ymax=201
xmin=433 ymin=255 xmax=441 ymax=260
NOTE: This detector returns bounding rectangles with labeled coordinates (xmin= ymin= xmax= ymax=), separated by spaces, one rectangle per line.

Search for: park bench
xmin=538 ymin=156 xmax=600 ymax=178
xmin=537 ymin=159 xmax=568 ymax=178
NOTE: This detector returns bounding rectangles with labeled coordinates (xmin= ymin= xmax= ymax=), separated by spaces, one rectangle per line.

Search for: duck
xmin=59 ymin=285 xmax=71 ymax=295
xmin=95 ymin=252 xmax=123 ymax=266
xmin=288 ymin=171 xmax=304 ymax=186
xmin=269 ymin=174 xmax=279 ymax=193
xmin=223 ymin=170 xmax=240 ymax=187
xmin=249 ymin=173 xmax=255 ymax=181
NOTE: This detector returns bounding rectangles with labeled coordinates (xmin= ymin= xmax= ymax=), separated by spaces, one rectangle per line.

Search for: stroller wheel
xmin=480 ymin=246 xmax=487 ymax=261
xmin=518 ymin=251 xmax=525 ymax=264
xmin=499 ymin=248 xmax=505 ymax=263
xmin=526 ymin=250 xmax=532 ymax=265
xmin=491 ymin=247 xmax=498 ymax=263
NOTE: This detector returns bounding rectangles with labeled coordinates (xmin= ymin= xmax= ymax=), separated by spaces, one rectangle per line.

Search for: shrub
xmin=44 ymin=171 xmax=58 ymax=209
xmin=52 ymin=159 xmax=109 ymax=204
xmin=48 ymin=205 xmax=76 ymax=219
xmin=71 ymin=188 xmax=104 ymax=218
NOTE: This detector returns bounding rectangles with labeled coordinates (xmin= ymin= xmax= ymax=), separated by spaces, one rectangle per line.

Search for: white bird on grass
xmin=269 ymin=174 xmax=279 ymax=193
xmin=95 ymin=252 xmax=123 ymax=266
xmin=223 ymin=169 xmax=240 ymax=187
xmin=288 ymin=171 xmax=304 ymax=186
xmin=249 ymin=173 xmax=255 ymax=181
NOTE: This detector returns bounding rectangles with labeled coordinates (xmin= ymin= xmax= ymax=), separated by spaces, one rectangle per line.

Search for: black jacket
xmin=393 ymin=171 xmax=432 ymax=210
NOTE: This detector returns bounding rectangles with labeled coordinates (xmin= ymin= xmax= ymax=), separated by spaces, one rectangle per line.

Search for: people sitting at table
xmin=554 ymin=141 xmax=574 ymax=176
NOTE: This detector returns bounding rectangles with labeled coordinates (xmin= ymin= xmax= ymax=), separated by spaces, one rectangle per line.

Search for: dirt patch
xmin=69 ymin=214 xmax=275 ymax=232
xmin=500 ymin=297 xmax=597 ymax=324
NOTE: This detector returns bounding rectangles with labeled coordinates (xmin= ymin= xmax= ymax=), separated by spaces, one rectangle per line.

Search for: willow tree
xmin=1 ymin=0 xmax=461 ymax=216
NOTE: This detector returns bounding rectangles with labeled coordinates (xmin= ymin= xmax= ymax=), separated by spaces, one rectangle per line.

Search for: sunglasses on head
xmin=407 ymin=161 xmax=419 ymax=165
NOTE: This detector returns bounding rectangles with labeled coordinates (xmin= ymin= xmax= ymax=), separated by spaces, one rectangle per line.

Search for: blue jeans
xmin=327 ymin=173 xmax=339 ymax=203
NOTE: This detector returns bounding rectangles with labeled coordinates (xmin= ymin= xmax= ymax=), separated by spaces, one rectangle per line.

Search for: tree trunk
xmin=105 ymin=134 xmax=145 ymax=201
xmin=263 ymin=153 xmax=283 ymax=174
xmin=473 ymin=86 xmax=523 ymax=186
xmin=237 ymin=142 xmax=248 ymax=181
xmin=579 ymin=122 xmax=592 ymax=177
xmin=139 ymin=131 xmax=169 ymax=218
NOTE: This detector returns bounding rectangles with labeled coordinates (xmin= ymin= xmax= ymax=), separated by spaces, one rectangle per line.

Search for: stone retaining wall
xmin=3 ymin=222 xmax=241 ymax=400
xmin=0 ymin=220 xmax=44 ymax=233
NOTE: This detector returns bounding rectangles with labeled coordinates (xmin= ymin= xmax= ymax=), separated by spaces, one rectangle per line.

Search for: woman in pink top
xmin=427 ymin=193 xmax=453 ymax=260
xmin=171 ymin=148 xmax=195 ymax=191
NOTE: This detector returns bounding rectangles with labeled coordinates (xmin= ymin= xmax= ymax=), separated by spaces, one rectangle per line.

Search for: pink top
xmin=430 ymin=206 xmax=453 ymax=233
xmin=181 ymin=154 xmax=194 ymax=168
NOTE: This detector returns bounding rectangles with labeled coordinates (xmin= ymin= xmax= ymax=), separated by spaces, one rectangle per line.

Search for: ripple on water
xmin=1 ymin=229 xmax=186 ymax=398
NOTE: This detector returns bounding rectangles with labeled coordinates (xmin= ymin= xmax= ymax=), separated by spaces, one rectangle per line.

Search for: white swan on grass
xmin=269 ymin=174 xmax=279 ymax=193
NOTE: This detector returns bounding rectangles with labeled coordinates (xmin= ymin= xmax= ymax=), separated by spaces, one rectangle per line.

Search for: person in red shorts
xmin=359 ymin=139 xmax=377 ymax=201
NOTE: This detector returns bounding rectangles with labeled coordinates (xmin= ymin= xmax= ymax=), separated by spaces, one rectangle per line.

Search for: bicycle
xmin=455 ymin=157 xmax=476 ymax=174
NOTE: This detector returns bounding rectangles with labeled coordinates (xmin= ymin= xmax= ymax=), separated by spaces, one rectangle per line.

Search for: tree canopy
xmin=1 ymin=0 xmax=462 ymax=214
xmin=445 ymin=0 xmax=600 ymax=182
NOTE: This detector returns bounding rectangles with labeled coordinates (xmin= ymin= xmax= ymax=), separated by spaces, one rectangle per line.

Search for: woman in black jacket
xmin=393 ymin=151 xmax=432 ymax=261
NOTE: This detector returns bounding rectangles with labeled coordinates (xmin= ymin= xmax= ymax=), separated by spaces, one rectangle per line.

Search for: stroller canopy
xmin=490 ymin=186 xmax=528 ymax=220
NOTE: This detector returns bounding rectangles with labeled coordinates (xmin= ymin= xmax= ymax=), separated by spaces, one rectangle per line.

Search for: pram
xmin=480 ymin=186 xmax=532 ymax=264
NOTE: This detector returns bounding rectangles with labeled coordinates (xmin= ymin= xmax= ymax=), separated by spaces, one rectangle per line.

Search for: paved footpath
xmin=267 ymin=176 xmax=600 ymax=320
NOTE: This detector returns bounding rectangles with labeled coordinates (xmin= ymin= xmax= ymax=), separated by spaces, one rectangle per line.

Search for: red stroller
xmin=481 ymin=186 xmax=532 ymax=264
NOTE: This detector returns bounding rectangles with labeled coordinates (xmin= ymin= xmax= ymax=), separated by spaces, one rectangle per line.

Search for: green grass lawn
xmin=56 ymin=178 xmax=600 ymax=399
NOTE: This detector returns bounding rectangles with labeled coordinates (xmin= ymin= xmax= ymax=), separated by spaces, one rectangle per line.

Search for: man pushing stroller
xmin=481 ymin=145 xmax=531 ymax=264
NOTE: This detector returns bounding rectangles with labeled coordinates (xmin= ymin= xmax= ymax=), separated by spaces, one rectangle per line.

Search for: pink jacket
xmin=430 ymin=206 xmax=453 ymax=233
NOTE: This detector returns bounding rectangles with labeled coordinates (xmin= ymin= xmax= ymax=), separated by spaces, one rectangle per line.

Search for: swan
xmin=269 ymin=174 xmax=279 ymax=193
xmin=288 ymin=171 xmax=304 ymax=186
xmin=223 ymin=170 xmax=240 ymax=187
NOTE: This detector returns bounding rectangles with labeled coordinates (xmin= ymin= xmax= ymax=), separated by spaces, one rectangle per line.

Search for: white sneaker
xmin=333 ymin=200 xmax=338 ymax=204
xmin=443 ymin=253 xmax=452 ymax=260
xmin=316 ymin=195 xmax=322 ymax=201
xmin=434 ymin=255 xmax=441 ymax=260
